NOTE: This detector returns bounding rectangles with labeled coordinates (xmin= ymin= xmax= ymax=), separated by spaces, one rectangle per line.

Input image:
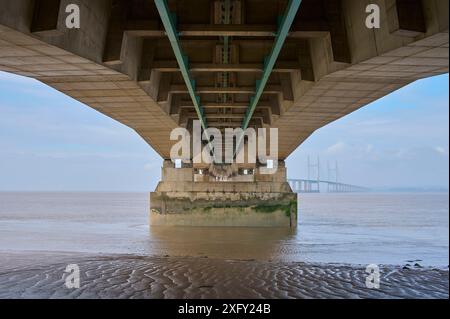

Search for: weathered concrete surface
xmin=0 ymin=0 xmax=447 ymax=159
xmin=150 ymin=201 xmax=297 ymax=227
xmin=150 ymin=161 xmax=297 ymax=227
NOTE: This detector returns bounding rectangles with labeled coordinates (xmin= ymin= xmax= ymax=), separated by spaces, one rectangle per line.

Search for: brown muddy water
xmin=0 ymin=192 xmax=448 ymax=299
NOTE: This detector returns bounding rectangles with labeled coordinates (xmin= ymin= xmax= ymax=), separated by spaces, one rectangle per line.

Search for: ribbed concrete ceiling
xmin=0 ymin=0 xmax=448 ymax=160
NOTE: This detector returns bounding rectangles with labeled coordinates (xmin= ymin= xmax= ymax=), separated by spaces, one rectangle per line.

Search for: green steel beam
xmin=221 ymin=0 xmax=231 ymax=103
xmin=234 ymin=0 xmax=301 ymax=158
xmin=241 ymin=0 xmax=302 ymax=131
xmin=154 ymin=0 xmax=208 ymax=131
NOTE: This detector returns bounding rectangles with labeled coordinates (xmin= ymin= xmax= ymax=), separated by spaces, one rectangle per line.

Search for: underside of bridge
xmin=0 ymin=0 xmax=448 ymax=227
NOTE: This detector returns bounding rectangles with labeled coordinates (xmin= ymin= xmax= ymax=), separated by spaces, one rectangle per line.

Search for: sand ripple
xmin=0 ymin=253 xmax=447 ymax=299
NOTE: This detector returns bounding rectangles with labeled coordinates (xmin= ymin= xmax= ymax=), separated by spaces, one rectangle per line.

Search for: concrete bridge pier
xmin=150 ymin=161 xmax=297 ymax=228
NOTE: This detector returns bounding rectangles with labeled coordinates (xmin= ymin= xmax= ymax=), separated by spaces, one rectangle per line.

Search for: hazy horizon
xmin=0 ymin=71 xmax=448 ymax=192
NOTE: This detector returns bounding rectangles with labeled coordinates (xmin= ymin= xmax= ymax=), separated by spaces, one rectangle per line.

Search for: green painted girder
xmin=241 ymin=0 xmax=302 ymax=131
xmin=154 ymin=0 xmax=208 ymax=131
xmin=221 ymin=0 xmax=231 ymax=103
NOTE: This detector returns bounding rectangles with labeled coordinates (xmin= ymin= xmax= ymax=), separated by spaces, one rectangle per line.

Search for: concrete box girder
xmin=0 ymin=0 xmax=448 ymax=160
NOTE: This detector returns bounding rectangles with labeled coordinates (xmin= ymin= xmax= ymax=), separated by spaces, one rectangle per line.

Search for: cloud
xmin=354 ymin=119 xmax=396 ymax=127
xmin=144 ymin=162 xmax=160 ymax=171
xmin=0 ymin=150 xmax=147 ymax=160
xmin=0 ymin=71 xmax=37 ymax=85
xmin=435 ymin=146 xmax=449 ymax=157
xmin=325 ymin=141 xmax=347 ymax=155
xmin=0 ymin=71 xmax=66 ymax=100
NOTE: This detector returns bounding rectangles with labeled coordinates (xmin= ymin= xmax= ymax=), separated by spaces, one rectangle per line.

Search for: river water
xmin=0 ymin=192 xmax=448 ymax=266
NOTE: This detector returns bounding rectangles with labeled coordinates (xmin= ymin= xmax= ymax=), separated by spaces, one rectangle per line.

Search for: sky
xmin=0 ymin=71 xmax=448 ymax=192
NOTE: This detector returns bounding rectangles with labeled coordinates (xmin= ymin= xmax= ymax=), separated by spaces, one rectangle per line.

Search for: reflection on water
xmin=0 ymin=192 xmax=448 ymax=266
xmin=148 ymin=226 xmax=297 ymax=260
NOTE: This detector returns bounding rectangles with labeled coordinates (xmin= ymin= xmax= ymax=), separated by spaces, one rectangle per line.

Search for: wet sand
xmin=0 ymin=251 xmax=447 ymax=299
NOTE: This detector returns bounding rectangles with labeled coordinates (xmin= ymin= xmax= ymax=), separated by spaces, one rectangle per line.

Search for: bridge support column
xmin=150 ymin=161 xmax=297 ymax=228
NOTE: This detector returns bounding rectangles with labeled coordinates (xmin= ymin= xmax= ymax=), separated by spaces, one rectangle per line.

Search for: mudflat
xmin=0 ymin=251 xmax=447 ymax=299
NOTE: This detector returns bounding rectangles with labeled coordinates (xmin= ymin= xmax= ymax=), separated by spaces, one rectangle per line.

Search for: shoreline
xmin=0 ymin=250 xmax=448 ymax=299
xmin=1 ymin=249 xmax=449 ymax=270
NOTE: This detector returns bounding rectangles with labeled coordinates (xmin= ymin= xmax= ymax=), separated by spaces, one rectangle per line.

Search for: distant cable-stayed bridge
xmin=288 ymin=157 xmax=370 ymax=193
xmin=288 ymin=179 xmax=370 ymax=194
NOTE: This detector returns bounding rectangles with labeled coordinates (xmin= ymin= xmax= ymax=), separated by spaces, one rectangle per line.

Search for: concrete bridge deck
xmin=0 ymin=0 xmax=448 ymax=227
